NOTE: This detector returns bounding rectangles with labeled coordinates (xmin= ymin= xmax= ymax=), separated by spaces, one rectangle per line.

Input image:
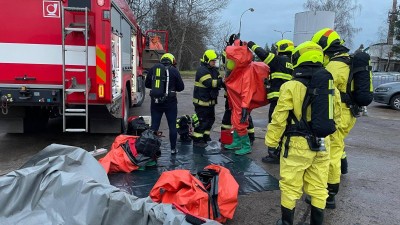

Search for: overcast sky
xmin=220 ymin=0 xmax=393 ymax=52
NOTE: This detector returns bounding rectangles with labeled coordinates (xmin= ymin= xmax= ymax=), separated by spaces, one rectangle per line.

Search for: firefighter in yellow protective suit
xmin=311 ymin=28 xmax=356 ymax=209
xmin=266 ymin=41 xmax=341 ymax=225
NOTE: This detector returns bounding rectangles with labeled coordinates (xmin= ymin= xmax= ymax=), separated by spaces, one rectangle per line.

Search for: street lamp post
xmin=238 ymin=8 xmax=255 ymax=38
xmin=274 ymin=30 xmax=291 ymax=40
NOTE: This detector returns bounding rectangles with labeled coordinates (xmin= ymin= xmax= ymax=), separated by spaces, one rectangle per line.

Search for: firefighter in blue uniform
xmin=248 ymin=39 xmax=294 ymax=163
xmin=192 ymin=49 xmax=223 ymax=147
xmin=145 ymin=53 xmax=184 ymax=154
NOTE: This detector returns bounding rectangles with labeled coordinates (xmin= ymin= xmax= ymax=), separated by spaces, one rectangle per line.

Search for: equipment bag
xmin=150 ymin=63 xmax=170 ymax=103
xmin=176 ymin=115 xmax=192 ymax=135
xmin=349 ymin=52 xmax=373 ymax=106
xmin=99 ymin=135 xmax=142 ymax=174
xmin=332 ymin=52 xmax=373 ymax=107
xmin=294 ymin=69 xmax=336 ymax=138
xmin=150 ymin=165 xmax=239 ymax=223
xmin=127 ymin=116 xmax=150 ymax=136
xmin=135 ymin=129 xmax=162 ymax=160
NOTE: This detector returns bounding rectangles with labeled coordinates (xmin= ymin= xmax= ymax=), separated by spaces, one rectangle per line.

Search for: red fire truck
xmin=0 ymin=0 xmax=167 ymax=133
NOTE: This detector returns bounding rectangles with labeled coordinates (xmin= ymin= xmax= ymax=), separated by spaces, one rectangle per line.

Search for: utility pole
xmin=388 ymin=0 xmax=398 ymax=45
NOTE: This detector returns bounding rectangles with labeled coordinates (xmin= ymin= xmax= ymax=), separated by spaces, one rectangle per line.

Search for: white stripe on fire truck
xmin=0 ymin=43 xmax=96 ymax=66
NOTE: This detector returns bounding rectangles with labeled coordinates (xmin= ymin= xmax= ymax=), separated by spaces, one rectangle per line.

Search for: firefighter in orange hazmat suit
xmin=223 ymin=39 xmax=269 ymax=155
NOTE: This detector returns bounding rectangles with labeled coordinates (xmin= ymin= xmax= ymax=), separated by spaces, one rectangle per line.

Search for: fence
xmin=372 ymin=72 xmax=400 ymax=88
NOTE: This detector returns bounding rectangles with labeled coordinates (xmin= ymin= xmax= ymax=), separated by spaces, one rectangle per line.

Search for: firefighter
xmin=221 ymin=35 xmax=255 ymax=145
xmin=192 ymin=49 xmax=223 ymax=147
xmin=221 ymin=87 xmax=255 ymax=145
xmin=311 ymin=28 xmax=356 ymax=208
xmin=145 ymin=53 xmax=185 ymax=154
xmin=247 ymin=39 xmax=294 ymax=164
xmin=266 ymin=41 xmax=340 ymax=225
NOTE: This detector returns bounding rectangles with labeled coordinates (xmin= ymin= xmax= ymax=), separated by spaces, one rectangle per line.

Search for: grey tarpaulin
xmin=0 ymin=144 xmax=220 ymax=225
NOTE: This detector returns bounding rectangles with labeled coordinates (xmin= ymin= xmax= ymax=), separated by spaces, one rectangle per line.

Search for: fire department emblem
xmin=43 ymin=1 xmax=60 ymax=18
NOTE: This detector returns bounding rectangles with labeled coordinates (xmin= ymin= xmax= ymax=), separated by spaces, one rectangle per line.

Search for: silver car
xmin=373 ymin=82 xmax=400 ymax=110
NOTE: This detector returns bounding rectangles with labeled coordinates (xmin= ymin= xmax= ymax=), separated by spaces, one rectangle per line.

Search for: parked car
xmin=373 ymin=82 xmax=400 ymax=110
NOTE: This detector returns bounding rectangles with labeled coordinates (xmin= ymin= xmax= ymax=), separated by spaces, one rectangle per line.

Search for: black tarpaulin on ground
xmin=109 ymin=141 xmax=279 ymax=198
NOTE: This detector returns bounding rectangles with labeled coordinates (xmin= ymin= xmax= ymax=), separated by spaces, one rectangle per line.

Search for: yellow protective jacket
xmin=325 ymin=53 xmax=351 ymax=94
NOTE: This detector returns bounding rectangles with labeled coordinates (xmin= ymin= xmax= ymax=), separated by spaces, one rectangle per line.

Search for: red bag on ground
xmin=99 ymin=135 xmax=139 ymax=173
xmin=150 ymin=165 xmax=239 ymax=223
xmin=203 ymin=165 xmax=239 ymax=223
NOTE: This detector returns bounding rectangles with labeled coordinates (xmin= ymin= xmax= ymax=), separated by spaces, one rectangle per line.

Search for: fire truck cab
xmin=0 ymin=0 xmax=167 ymax=133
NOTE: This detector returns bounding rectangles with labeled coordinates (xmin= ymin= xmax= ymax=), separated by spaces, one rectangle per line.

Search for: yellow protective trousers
xmin=327 ymin=104 xmax=356 ymax=184
xmin=280 ymin=136 xmax=330 ymax=210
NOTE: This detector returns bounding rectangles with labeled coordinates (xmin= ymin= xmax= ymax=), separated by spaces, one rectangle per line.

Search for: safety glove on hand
xmin=268 ymin=147 xmax=280 ymax=159
xmin=247 ymin=41 xmax=255 ymax=49
xmin=240 ymin=108 xmax=248 ymax=123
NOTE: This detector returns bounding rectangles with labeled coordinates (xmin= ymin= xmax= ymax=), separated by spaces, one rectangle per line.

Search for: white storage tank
xmin=293 ymin=11 xmax=335 ymax=45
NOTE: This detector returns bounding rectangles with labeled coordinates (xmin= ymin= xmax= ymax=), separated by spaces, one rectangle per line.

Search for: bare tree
xmin=304 ymin=0 xmax=361 ymax=48
xmin=209 ymin=22 xmax=234 ymax=56
xmin=125 ymin=0 xmax=158 ymax=29
xmin=150 ymin=0 xmax=230 ymax=70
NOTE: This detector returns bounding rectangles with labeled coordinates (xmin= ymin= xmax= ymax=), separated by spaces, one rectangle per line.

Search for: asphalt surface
xmin=1 ymin=78 xmax=400 ymax=225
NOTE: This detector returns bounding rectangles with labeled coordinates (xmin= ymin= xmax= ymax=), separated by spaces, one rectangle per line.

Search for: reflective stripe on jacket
xmin=250 ymin=43 xmax=293 ymax=101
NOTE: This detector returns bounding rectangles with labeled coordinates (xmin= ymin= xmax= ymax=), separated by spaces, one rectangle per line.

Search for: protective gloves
xmin=267 ymin=146 xmax=280 ymax=159
xmin=247 ymin=41 xmax=255 ymax=49
xmin=240 ymin=108 xmax=248 ymax=123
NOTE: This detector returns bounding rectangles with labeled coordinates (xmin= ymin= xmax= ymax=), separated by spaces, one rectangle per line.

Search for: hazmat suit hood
xmin=225 ymin=42 xmax=269 ymax=110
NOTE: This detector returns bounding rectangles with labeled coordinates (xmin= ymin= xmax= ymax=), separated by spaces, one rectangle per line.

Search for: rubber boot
xmin=304 ymin=195 xmax=311 ymax=205
xmin=235 ymin=134 xmax=252 ymax=155
xmin=203 ymin=134 xmax=211 ymax=143
xmin=310 ymin=206 xmax=324 ymax=225
xmin=224 ymin=130 xmax=241 ymax=150
xmin=248 ymin=132 xmax=255 ymax=146
xmin=326 ymin=183 xmax=339 ymax=209
xmin=341 ymin=157 xmax=348 ymax=174
xmin=276 ymin=206 xmax=294 ymax=225
xmin=262 ymin=154 xmax=280 ymax=164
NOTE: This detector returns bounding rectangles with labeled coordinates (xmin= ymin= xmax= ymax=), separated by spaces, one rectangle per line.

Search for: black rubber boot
xmin=304 ymin=195 xmax=311 ymax=205
xmin=341 ymin=157 xmax=348 ymax=174
xmin=262 ymin=155 xmax=280 ymax=164
xmin=310 ymin=206 xmax=324 ymax=225
xmin=203 ymin=134 xmax=211 ymax=143
xmin=276 ymin=206 xmax=294 ymax=225
xmin=326 ymin=183 xmax=339 ymax=209
xmin=248 ymin=133 xmax=255 ymax=146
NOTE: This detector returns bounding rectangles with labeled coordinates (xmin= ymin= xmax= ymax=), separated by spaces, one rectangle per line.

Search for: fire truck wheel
xmin=121 ymin=92 xmax=130 ymax=134
xmin=134 ymin=76 xmax=146 ymax=107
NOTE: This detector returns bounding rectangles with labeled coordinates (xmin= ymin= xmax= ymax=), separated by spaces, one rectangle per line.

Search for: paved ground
xmin=1 ymin=78 xmax=400 ymax=224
